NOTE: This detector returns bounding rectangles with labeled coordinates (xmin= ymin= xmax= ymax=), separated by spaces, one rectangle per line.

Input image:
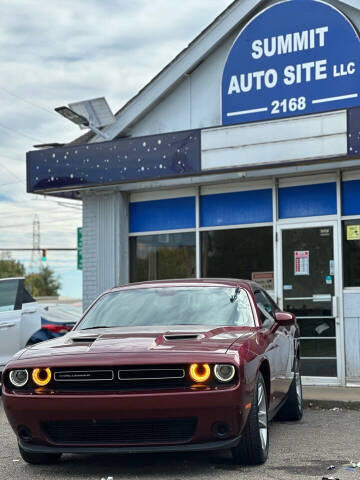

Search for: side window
xmin=22 ymin=285 xmax=35 ymax=305
xmin=263 ymin=291 xmax=280 ymax=315
xmin=254 ymin=290 xmax=275 ymax=327
xmin=235 ymin=289 xmax=255 ymax=327
xmin=0 ymin=279 xmax=20 ymax=312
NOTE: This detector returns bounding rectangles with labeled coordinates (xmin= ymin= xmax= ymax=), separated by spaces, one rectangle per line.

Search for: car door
xmin=0 ymin=278 xmax=41 ymax=371
xmin=19 ymin=281 xmax=41 ymax=347
xmin=254 ymin=289 xmax=292 ymax=409
xmin=0 ymin=279 xmax=22 ymax=370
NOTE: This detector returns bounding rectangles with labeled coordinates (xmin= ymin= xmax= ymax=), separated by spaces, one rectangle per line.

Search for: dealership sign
xmin=222 ymin=0 xmax=360 ymax=125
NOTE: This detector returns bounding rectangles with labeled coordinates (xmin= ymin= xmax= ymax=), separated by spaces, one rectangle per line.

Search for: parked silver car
xmin=0 ymin=278 xmax=41 ymax=383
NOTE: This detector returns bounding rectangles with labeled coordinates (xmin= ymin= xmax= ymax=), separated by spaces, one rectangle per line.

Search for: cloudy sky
xmin=0 ymin=0 xmax=234 ymax=299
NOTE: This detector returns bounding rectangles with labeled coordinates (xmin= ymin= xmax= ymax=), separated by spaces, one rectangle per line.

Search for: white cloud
xmin=0 ymin=0 xmax=234 ymax=296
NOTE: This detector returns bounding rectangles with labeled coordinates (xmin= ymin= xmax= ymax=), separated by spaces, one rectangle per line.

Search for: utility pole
xmin=30 ymin=214 xmax=41 ymax=271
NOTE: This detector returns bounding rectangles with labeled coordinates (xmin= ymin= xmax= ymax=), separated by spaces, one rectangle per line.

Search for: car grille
xmin=51 ymin=366 xmax=189 ymax=392
xmin=118 ymin=368 xmax=185 ymax=381
xmin=41 ymin=418 xmax=197 ymax=445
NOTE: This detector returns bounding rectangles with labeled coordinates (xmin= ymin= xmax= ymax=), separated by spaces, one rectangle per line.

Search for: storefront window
xmin=343 ymin=220 xmax=360 ymax=287
xmin=130 ymin=232 xmax=196 ymax=282
xmin=201 ymin=227 xmax=274 ymax=287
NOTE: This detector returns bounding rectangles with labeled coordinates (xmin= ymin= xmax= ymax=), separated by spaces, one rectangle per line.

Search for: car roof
xmin=109 ymin=278 xmax=258 ymax=293
xmin=0 ymin=277 xmax=25 ymax=282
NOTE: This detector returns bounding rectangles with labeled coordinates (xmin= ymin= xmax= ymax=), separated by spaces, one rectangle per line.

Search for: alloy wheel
xmin=295 ymin=371 xmax=302 ymax=407
xmin=257 ymin=382 xmax=268 ymax=451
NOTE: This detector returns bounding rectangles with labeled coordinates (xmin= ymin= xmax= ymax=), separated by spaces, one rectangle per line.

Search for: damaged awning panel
xmin=26 ymin=129 xmax=201 ymax=194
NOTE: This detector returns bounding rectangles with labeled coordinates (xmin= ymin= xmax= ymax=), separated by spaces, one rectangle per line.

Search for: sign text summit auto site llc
xmin=222 ymin=0 xmax=360 ymax=125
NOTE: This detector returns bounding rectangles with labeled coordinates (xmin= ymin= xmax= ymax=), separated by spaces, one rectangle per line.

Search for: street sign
xmin=222 ymin=0 xmax=360 ymax=126
xmin=77 ymin=227 xmax=82 ymax=270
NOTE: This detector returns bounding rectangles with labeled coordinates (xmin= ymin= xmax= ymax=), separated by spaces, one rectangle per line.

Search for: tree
xmin=0 ymin=252 xmax=26 ymax=279
xmin=25 ymin=265 xmax=61 ymax=297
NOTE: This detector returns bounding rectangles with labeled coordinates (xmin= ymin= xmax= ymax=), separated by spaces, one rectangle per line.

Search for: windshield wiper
xmin=230 ymin=287 xmax=240 ymax=303
xmin=80 ymin=326 xmax=116 ymax=331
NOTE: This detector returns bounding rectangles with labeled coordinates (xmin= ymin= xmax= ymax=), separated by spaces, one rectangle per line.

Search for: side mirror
xmin=275 ymin=311 xmax=295 ymax=326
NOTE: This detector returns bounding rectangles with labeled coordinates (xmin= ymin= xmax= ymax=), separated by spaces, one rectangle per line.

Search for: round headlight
xmin=32 ymin=368 xmax=52 ymax=387
xmin=214 ymin=364 xmax=236 ymax=383
xmin=189 ymin=363 xmax=211 ymax=383
xmin=9 ymin=369 xmax=29 ymax=388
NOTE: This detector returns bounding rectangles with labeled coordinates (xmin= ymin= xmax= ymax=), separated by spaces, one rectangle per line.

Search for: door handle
xmin=0 ymin=322 xmax=16 ymax=328
xmin=332 ymin=296 xmax=338 ymax=318
xmin=21 ymin=310 xmax=36 ymax=315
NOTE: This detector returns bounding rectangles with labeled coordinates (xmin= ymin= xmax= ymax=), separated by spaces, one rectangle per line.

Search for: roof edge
xmin=88 ymin=0 xmax=264 ymax=143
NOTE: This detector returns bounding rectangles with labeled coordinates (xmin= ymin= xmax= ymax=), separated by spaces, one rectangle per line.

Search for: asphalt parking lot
xmin=1 ymin=400 xmax=359 ymax=480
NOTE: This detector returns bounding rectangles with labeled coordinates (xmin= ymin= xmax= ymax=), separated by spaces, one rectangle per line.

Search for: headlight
xmin=214 ymin=364 xmax=236 ymax=383
xmin=189 ymin=363 xmax=211 ymax=383
xmin=32 ymin=368 xmax=52 ymax=387
xmin=9 ymin=369 xmax=29 ymax=388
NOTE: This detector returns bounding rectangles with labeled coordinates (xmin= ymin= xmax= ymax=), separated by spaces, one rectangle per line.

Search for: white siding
xmin=130 ymin=33 xmax=236 ymax=137
xmin=82 ymin=195 xmax=98 ymax=310
xmin=82 ymin=192 xmax=129 ymax=310
xmin=201 ymin=111 xmax=347 ymax=170
xmin=344 ymin=292 xmax=360 ymax=380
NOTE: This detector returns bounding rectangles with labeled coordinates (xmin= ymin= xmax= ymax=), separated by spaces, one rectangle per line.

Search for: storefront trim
xmin=128 ymin=228 xmax=196 ymax=237
xmin=277 ymin=219 xmax=342 ymax=386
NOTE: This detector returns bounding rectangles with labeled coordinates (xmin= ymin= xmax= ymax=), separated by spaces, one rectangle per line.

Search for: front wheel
xmin=18 ymin=443 xmax=61 ymax=465
xmin=232 ymin=372 xmax=269 ymax=465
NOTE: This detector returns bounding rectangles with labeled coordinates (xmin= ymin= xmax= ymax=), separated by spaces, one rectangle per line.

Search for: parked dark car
xmin=27 ymin=305 xmax=81 ymax=344
xmin=2 ymin=279 xmax=302 ymax=466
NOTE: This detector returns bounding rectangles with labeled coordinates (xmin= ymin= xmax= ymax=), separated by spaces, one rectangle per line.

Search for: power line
xmin=0 ymin=248 xmax=77 ymax=251
xmin=0 ymin=121 xmax=44 ymax=143
xmin=0 ymin=86 xmax=57 ymax=118
xmin=0 ymin=218 xmax=80 ymax=228
xmin=0 ymin=159 xmax=25 ymax=183
xmin=0 ymin=210 xmax=82 ymax=220
xmin=0 ymin=152 xmax=28 ymax=184
xmin=0 ymin=180 xmax=23 ymax=187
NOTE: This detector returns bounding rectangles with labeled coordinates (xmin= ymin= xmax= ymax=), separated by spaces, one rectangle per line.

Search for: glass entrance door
xmin=279 ymin=224 xmax=339 ymax=381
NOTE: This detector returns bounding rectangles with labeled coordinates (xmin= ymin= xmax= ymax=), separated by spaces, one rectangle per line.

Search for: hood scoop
xmin=71 ymin=336 xmax=97 ymax=344
xmin=164 ymin=334 xmax=200 ymax=341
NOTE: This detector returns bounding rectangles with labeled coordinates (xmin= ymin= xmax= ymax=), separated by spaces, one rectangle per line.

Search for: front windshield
xmin=78 ymin=287 xmax=255 ymax=330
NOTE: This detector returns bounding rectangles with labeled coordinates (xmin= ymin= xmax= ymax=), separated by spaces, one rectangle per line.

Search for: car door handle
xmin=0 ymin=322 xmax=16 ymax=328
xmin=22 ymin=310 xmax=36 ymax=315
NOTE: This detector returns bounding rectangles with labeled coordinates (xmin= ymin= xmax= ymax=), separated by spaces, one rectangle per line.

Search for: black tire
xmin=232 ymin=372 xmax=269 ymax=465
xmin=18 ymin=443 xmax=61 ymax=465
xmin=275 ymin=360 xmax=303 ymax=421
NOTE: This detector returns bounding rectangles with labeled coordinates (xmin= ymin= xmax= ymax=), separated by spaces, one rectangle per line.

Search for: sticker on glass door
xmin=294 ymin=251 xmax=309 ymax=276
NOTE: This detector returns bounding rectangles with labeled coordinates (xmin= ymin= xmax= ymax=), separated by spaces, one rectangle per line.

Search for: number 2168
xmin=271 ymin=97 xmax=306 ymax=114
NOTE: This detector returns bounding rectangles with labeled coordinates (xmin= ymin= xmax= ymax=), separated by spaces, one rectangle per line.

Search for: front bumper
xmin=19 ymin=436 xmax=241 ymax=455
xmin=3 ymin=385 xmax=250 ymax=452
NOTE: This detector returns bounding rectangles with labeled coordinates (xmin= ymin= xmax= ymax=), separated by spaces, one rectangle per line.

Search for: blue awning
xmin=27 ymin=129 xmax=201 ymax=196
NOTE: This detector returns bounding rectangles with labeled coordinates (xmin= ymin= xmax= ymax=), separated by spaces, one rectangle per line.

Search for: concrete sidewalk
xmin=303 ymin=385 xmax=360 ymax=409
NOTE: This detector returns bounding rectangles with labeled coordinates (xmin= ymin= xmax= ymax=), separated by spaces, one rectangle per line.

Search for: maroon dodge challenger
xmin=2 ymin=279 xmax=302 ymax=465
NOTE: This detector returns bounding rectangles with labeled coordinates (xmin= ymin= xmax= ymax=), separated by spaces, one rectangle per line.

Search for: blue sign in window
xmin=200 ymin=189 xmax=273 ymax=227
xmin=279 ymin=183 xmax=337 ymax=219
xmin=130 ymin=197 xmax=196 ymax=233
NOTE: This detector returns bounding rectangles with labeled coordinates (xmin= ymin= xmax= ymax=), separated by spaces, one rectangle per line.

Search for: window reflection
xmin=201 ymin=227 xmax=273 ymax=285
xmin=130 ymin=232 xmax=195 ymax=282
xmin=343 ymin=220 xmax=360 ymax=287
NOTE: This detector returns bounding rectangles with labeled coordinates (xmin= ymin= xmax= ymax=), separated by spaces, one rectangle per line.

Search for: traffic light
xmin=41 ymin=249 xmax=47 ymax=261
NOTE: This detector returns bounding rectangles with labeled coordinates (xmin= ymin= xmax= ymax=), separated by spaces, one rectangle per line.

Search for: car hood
xmin=19 ymin=325 xmax=257 ymax=359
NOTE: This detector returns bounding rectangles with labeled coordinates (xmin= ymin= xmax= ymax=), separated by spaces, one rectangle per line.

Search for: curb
xmin=304 ymin=399 xmax=360 ymax=411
